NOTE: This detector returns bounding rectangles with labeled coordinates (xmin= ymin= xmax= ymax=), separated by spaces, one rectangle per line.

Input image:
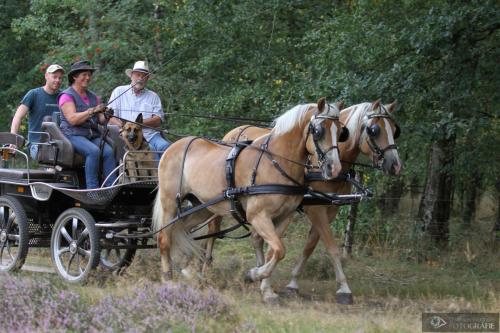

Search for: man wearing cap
xmin=10 ymin=64 xmax=65 ymax=159
xmin=108 ymin=60 xmax=171 ymax=157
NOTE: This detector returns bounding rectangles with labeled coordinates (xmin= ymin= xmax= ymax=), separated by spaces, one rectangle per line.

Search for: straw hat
xmin=125 ymin=61 xmax=152 ymax=77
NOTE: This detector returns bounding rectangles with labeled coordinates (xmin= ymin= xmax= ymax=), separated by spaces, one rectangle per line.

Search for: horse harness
xmin=171 ymin=111 xmax=364 ymax=240
xmin=220 ymin=111 xmax=345 ymax=224
xmin=360 ymin=108 xmax=400 ymax=167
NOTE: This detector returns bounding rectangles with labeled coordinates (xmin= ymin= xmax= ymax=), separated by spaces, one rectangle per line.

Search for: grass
xmin=4 ymin=216 xmax=500 ymax=332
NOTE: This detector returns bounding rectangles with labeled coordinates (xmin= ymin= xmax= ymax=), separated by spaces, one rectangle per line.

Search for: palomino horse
xmin=207 ymin=100 xmax=401 ymax=304
xmin=153 ymin=98 xmax=346 ymax=301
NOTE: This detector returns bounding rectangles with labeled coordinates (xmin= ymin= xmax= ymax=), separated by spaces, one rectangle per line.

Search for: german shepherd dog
xmin=120 ymin=113 xmax=157 ymax=182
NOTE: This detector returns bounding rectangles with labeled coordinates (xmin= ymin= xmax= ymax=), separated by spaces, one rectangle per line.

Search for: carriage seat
xmin=37 ymin=112 xmax=124 ymax=169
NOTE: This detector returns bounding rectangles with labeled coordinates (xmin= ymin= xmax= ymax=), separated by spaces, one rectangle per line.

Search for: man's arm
xmin=143 ymin=114 xmax=161 ymax=129
xmin=10 ymin=104 xmax=29 ymax=135
xmin=144 ymin=92 xmax=163 ymax=129
xmin=107 ymin=88 xmax=123 ymax=126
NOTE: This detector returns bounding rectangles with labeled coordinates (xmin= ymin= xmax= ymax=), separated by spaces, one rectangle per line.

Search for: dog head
xmin=120 ymin=113 xmax=146 ymax=150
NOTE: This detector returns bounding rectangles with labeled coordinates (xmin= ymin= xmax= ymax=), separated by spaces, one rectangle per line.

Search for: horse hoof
xmin=263 ymin=293 xmax=280 ymax=304
xmin=161 ymin=271 xmax=173 ymax=283
xmin=335 ymin=292 xmax=354 ymax=305
xmin=244 ymin=271 xmax=254 ymax=284
xmin=285 ymin=287 xmax=299 ymax=295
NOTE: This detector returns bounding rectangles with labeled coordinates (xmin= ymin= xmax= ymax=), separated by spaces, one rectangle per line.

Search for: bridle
xmin=361 ymin=107 xmax=400 ymax=167
xmin=307 ymin=104 xmax=342 ymax=169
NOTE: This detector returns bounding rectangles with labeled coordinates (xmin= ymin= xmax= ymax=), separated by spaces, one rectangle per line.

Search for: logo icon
xmin=429 ymin=315 xmax=447 ymax=329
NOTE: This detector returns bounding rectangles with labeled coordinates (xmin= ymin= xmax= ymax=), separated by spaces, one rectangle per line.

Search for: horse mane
xmin=343 ymin=102 xmax=376 ymax=150
xmin=272 ymin=103 xmax=316 ymax=136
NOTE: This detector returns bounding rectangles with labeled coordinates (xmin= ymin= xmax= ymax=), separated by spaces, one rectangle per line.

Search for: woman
xmin=58 ymin=60 xmax=117 ymax=189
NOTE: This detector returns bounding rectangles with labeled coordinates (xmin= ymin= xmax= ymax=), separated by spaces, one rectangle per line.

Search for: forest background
xmin=0 ymin=0 xmax=499 ymax=252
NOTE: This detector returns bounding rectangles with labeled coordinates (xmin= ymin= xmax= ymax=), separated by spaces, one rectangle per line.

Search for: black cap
xmin=68 ymin=60 xmax=96 ymax=84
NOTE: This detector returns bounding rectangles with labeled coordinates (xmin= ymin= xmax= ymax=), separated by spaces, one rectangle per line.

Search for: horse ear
xmin=337 ymin=100 xmax=345 ymax=110
xmin=317 ymin=97 xmax=326 ymax=112
xmin=135 ymin=113 xmax=143 ymax=124
xmin=386 ymin=100 xmax=397 ymax=113
xmin=371 ymin=99 xmax=381 ymax=111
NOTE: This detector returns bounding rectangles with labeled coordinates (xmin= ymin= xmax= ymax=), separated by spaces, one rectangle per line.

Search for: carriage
xmin=0 ymin=113 xmax=159 ymax=283
xmin=0 ymin=100 xmax=391 ymax=295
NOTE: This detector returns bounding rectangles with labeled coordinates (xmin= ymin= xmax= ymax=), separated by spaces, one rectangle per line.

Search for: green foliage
xmin=1 ymin=0 xmax=499 ymax=229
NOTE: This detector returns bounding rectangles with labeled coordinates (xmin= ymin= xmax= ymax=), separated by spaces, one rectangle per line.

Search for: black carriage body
xmin=0 ymin=166 xmax=157 ymax=248
xmin=0 ymin=129 xmax=160 ymax=280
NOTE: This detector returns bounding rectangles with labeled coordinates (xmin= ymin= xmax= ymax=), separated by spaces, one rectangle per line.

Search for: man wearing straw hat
xmin=108 ymin=61 xmax=171 ymax=156
xmin=10 ymin=64 xmax=65 ymax=159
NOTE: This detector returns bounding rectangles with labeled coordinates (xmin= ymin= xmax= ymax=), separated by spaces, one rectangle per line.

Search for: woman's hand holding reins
xmin=88 ymin=103 xmax=106 ymax=116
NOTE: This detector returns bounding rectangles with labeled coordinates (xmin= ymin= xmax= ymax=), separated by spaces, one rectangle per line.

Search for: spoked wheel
xmin=100 ymin=237 xmax=136 ymax=272
xmin=0 ymin=195 xmax=29 ymax=272
xmin=51 ymin=208 xmax=100 ymax=283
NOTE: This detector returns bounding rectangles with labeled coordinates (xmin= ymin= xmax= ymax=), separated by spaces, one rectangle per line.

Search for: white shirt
xmin=108 ymin=85 xmax=164 ymax=141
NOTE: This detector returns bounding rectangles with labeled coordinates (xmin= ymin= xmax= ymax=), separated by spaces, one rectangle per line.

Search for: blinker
xmin=366 ymin=124 xmax=380 ymax=137
xmin=339 ymin=127 xmax=349 ymax=142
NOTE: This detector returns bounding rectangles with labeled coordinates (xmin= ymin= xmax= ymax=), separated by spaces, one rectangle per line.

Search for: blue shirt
xmin=107 ymin=85 xmax=164 ymax=141
xmin=20 ymin=87 xmax=60 ymax=144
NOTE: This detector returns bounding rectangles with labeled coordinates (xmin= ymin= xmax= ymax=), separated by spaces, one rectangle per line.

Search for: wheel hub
xmin=0 ymin=230 xmax=6 ymax=243
xmin=69 ymin=241 xmax=78 ymax=254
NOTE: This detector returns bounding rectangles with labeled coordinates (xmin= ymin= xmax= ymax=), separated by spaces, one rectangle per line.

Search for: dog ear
xmin=135 ymin=113 xmax=143 ymax=124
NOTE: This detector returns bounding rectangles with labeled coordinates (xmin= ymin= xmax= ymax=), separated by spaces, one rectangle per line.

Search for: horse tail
xmin=153 ymin=189 xmax=207 ymax=263
xmin=152 ymin=191 xmax=163 ymax=241
xmin=169 ymin=211 xmax=208 ymax=264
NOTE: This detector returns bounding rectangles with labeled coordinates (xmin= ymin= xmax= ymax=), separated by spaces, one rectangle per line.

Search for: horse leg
xmin=285 ymin=226 xmax=320 ymax=292
xmin=251 ymin=231 xmax=265 ymax=266
xmin=259 ymin=216 xmax=293 ymax=300
xmin=153 ymin=191 xmax=179 ymax=282
xmin=295 ymin=206 xmax=353 ymax=304
xmin=158 ymin=228 xmax=173 ymax=282
xmin=202 ymin=215 xmax=221 ymax=275
xmin=245 ymin=214 xmax=285 ymax=291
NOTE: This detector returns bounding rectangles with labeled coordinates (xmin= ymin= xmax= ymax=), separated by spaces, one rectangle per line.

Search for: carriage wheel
xmin=100 ymin=238 xmax=136 ymax=272
xmin=51 ymin=208 xmax=100 ymax=283
xmin=0 ymin=196 xmax=29 ymax=272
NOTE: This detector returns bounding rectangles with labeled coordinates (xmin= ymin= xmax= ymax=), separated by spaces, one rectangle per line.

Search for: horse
xmin=152 ymin=98 xmax=347 ymax=301
xmin=205 ymin=100 xmax=402 ymax=304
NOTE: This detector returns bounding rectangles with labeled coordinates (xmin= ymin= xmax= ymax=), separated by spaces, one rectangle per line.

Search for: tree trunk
xmin=462 ymin=173 xmax=481 ymax=228
xmin=153 ymin=3 xmax=164 ymax=64
xmin=378 ymin=177 xmax=405 ymax=217
xmin=86 ymin=1 xmax=100 ymax=68
xmin=418 ymin=134 xmax=455 ymax=247
xmin=492 ymin=181 xmax=500 ymax=251
xmin=343 ymin=171 xmax=362 ymax=257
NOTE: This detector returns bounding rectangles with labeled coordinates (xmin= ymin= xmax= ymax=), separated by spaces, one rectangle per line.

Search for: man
xmin=10 ymin=64 xmax=65 ymax=159
xmin=108 ymin=60 xmax=171 ymax=156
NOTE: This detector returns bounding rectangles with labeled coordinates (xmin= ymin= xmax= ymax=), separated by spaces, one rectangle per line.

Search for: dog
xmin=120 ymin=113 xmax=157 ymax=182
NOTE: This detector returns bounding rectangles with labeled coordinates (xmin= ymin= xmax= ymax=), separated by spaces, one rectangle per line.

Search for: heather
xmin=0 ymin=273 xmax=232 ymax=332
xmin=88 ymin=282 xmax=232 ymax=332
xmin=0 ymin=272 xmax=87 ymax=332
